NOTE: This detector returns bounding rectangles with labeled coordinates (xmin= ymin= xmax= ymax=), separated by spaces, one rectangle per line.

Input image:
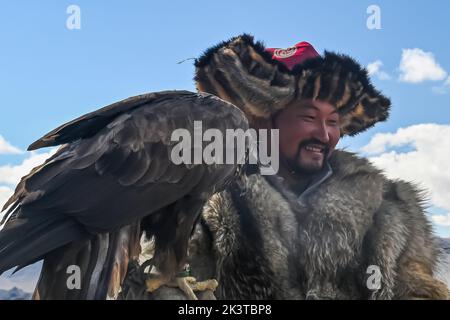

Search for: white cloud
xmin=0 ymin=186 xmax=13 ymax=211
xmin=431 ymin=76 xmax=450 ymax=95
xmin=367 ymin=60 xmax=391 ymax=80
xmin=0 ymin=186 xmax=14 ymax=230
xmin=432 ymin=214 xmax=450 ymax=227
xmin=367 ymin=60 xmax=382 ymax=75
xmin=0 ymin=135 xmax=22 ymax=155
xmin=0 ymin=149 xmax=57 ymax=228
xmin=399 ymin=48 xmax=447 ymax=83
xmin=361 ymin=124 xmax=450 ymax=226
xmin=445 ymin=76 xmax=450 ymax=86
xmin=0 ymin=149 xmax=57 ymax=186
xmin=431 ymin=86 xmax=449 ymax=95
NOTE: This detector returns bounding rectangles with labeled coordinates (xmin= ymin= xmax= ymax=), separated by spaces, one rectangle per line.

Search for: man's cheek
xmin=281 ymin=137 xmax=299 ymax=157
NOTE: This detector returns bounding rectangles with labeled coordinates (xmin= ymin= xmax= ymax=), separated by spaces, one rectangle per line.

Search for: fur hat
xmin=194 ymin=34 xmax=391 ymax=136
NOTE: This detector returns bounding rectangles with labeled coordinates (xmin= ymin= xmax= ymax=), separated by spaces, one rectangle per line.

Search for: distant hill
xmin=435 ymin=238 xmax=450 ymax=289
xmin=438 ymin=238 xmax=450 ymax=254
xmin=0 ymin=287 xmax=31 ymax=300
xmin=0 ymin=261 xmax=41 ymax=294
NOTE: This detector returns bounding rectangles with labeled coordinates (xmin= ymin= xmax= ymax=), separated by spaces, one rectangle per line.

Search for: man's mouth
xmin=290 ymin=141 xmax=329 ymax=173
xmin=303 ymin=144 xmax=326 ymax=155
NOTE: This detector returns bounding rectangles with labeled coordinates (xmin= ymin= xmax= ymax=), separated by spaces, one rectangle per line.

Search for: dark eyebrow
xmin=300 ymin=103 xmax=339 ymax=114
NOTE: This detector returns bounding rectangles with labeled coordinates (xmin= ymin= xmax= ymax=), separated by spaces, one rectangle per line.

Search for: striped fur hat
xmin=194 ymin=34 xmax=391 ymax=136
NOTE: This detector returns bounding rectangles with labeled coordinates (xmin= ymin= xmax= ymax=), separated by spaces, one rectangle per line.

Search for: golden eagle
xmin=0 ymin=90 xmax=248 ymax=299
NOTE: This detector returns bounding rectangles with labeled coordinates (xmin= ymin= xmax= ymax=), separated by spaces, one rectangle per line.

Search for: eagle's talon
xmin=144 ymin=263 xmax=218 ymax=299
xmin=175 ymin=276 xmax=219 ymax=300
xmin=146 ymin=275 xmax=170 ymax=293
xmin=145 ymin=277 xmax=168 ymax=293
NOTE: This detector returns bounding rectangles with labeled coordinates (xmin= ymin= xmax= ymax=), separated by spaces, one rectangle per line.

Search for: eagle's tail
xmin=0 ymin=209 xmax=87 ymax=275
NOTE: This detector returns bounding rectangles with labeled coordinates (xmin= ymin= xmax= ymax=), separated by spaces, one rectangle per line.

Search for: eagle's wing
xmin=0 ymin=90 xmax=248 ymax=282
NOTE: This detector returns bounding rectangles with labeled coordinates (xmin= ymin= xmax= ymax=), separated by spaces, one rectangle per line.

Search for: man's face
xmin=273 ymin=99 xmax=341 ymax=174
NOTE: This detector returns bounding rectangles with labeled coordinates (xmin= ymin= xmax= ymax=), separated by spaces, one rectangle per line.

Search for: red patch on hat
xmin=266 ymin=41 xmax=320 ymax=70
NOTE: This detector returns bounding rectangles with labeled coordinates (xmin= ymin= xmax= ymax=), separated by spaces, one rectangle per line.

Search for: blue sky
xmin=0 ymin=1 xmax=450 ymax=238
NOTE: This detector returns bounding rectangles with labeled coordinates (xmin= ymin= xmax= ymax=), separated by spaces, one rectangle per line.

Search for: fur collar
xmin=204 ymin=150 xmax=386 ymax=298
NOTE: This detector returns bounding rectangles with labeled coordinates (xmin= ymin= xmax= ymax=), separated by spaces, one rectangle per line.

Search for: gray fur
xmin=193 ymin=150 xmax=448 ymax=299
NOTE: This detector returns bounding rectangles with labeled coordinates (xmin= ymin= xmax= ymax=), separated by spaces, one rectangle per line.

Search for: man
xmin=133 ymin=34 xmax=449 ymax=299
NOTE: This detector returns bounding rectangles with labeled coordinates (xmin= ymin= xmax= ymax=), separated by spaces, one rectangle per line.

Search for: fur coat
xmin=183 ymin=150 xmax=449 ymax=300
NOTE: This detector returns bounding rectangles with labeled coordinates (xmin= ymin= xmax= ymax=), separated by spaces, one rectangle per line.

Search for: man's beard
xmin=286 ymin=139 xmax=330 ymax=175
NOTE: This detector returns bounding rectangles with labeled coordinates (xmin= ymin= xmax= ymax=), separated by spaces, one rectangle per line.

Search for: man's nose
xmin=313 ymin=122 xmax=330 ymax=144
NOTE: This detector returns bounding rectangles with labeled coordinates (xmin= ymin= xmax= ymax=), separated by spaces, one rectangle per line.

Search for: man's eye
xmin=328 ymin=120 xmax=338 ymax=126
xmin=299 ymin=115 xmax=315 ymax=121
